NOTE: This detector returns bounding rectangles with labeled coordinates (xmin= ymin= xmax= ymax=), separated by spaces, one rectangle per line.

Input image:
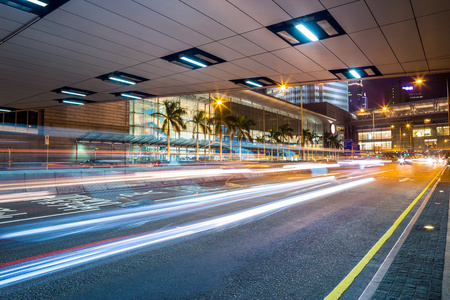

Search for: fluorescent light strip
xmin=180 ymin=56 xmax=207 ymax=68
xmin=349 ymin=69 xmax=361 ymax=79
xmin=108 ymin=76 xmax=136 ymax=85
xmin=0 ymin=109 xmax=11 ymax=112
xmin=62 ymin=100 xmax=84 ymax=106
xmin=245 ymin=80 xmax=263 ymax=87
xmin=120 ymin=93 xmax=142 ymax=100
xmin=61 ymin=91 xmax=86 ymax=97
xmin=295 ymin=24 xmax=319 ymax=42
xmin=26 ymin=0 xmax=48 ymax=7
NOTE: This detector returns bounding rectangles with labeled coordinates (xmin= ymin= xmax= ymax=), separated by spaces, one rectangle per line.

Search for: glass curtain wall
xmin=129 ymin=92 xmax=326 ymax=161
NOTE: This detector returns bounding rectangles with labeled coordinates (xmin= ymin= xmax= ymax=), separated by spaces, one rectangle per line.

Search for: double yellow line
xmin=325 ymin=168 xmax=443 ymax=299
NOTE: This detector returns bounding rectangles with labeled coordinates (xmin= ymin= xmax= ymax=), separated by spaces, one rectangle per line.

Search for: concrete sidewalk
xmin=369 ymin=169 xmax=450 ymax=299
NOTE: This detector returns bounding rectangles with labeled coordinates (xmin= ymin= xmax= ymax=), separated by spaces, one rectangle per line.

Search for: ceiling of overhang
xmin=0 ymin=0 xmax=449 ymax=110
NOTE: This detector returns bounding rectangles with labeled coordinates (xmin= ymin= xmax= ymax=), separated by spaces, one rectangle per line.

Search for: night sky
xmin=362 ymin=72 xmax=449 ymax=108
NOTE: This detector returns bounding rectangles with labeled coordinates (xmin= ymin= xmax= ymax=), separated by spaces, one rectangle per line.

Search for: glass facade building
xmin=266 ymin=82 xmax=349 ymax=111
xmin=128 ymin=91 xmax=333 ymax=161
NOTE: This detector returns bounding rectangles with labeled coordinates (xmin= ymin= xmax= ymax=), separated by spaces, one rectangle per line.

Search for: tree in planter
xmin=188 ymin=110 xmax=208 ymax=161
xmin=278 ymin=123 xmax=294 ymax=160
xmin=234 ymin=115 xmax=256 ymax=160
xmin=151 ymin=100 xmax=186 ymax=161
xmin=267 ymin=126 xmax=281 ymax=160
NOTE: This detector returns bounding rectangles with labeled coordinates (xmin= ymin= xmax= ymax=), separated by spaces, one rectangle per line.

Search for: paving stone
xmin=372 ymin=178 xmax=449 ymax=299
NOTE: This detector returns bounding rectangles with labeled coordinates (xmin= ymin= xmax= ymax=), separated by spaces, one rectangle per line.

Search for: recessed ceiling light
xmin=230 ymin=77 xmax=279 ymax=88
xmin=1 ymin=0 xmax=70 ymax=18
xmin=245 ymin=80 xmax=263 ymax=87
xmin=61 ymin=90 xmax=86 ymax=97
xmin=161 ymin=48 xmax=226 ymax=70
xmin=349 ymin=69 xmax=361 ymax=79
xmin=108 ymin=76 xmax=136 ymax=85
xmin=295 ymin=24 xmax=319 ymax=42
xmin=26 ymin=0 xmax=48 ymax=7
xmin=62 ymin=99 xmax=85 ymax=106
xmin=266 ymin=10 xmax=346 ymax=46
xmin=329 ymin=66 xmax=382 ymax=80
xmin=121 ymin=93 xmax=142 ymax=99
xmin=97 ymin=72 xmax=149 ymax=86
xmin=53 ymin=87 xmax=95 ymax=97
xmin=180 ymin=56 xmax=207 ymax=68
xmin=112 ymin=91 xmax=155 ymax=100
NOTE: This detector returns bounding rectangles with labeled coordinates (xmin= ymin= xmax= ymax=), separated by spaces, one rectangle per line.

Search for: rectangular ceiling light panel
xmin=161 ymin=48 xmax=226 ymax=70
xmin=230 ymin=77 xmax=279 ymax=88
xmin=53 ymin=87 xmax=95 ymax=97
xmin=112 ymin=91 xmax=155 ymax=100
xmin=0 ymin=0 xmax=69 ymax=17
xmin=329 ymin=66 xmax=382 ymax=80
xmin=266 ymin=10 xmax=346 ymax=46
xmin=97 ymin=72 xmax=149 ymax=86
xmin=58 ymin=98 xmax=87 ymax=106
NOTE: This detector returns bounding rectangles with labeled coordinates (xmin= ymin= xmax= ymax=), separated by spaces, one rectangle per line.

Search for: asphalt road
xmin=0 ymin=161 xmax=444 ymax=299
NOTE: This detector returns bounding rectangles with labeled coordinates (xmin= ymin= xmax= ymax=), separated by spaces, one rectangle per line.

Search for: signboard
xmin=330 ymin=123 xmax=336 ymax=134
xmin=45 ymin=135 xmax=49 ymax=145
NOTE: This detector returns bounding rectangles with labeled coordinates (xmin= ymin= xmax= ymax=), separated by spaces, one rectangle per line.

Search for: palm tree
xmin=267 ymin=126 xmax=281 ymax=160
xmin=323 ymin=131 xmax=343 ymax=159
xmin=234 ymin=115 xmax=255 ymax=160
xmin=323 ymin=131 xmax=333 ymax=149
xmin=311 ymin=132 xmax=321 ymax=159
xmin=188 ymin=110 xmax=208 ymax=161
xmin=228 ymin=119 xmax=237 ymax=160
xmin=278 ymin=123 xmax=294 ymax=160
xmin=151 ymin=101 xmax=186 ymax=161
xmin=206 ymin=116 xmax=215 ymax=159
xmin=299 ymin=129 xmax=312 ymax=160
xmin=256 ymin=136 xmax=266 ymax=160
xmin=212 ymin=108 xmax=236 ymax=161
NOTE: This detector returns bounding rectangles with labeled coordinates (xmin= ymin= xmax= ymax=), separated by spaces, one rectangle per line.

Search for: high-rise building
xmin=348 ymin=80 xmax=364 ymax=112
xmin=384 ymin=80 xmax=410 ymax=105
xmin=267 ymin=81 xmax=349 ymax=111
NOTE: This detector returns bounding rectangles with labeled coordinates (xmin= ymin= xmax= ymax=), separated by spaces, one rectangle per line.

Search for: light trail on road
xmin=0 ymin=177 xmax=335 ymax=242
xmin=0 ymin=177 xmax=374 ymax=288
xmin=0 ymin=163 xmax=339 ymax=193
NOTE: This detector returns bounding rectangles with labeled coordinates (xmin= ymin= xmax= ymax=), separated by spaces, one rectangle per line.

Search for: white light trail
xmin=0 ymin=191 xmax=55 ymax=203
xmin=0 ymin=177 xmax=374 ymax=287
xmin=1 ymin=177 xmax=335 ymax=240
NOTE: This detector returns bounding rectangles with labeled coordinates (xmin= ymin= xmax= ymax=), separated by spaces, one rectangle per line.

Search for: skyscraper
xmin=267 ymin=81 xmax=349 ymax=111
xmin=348 ymin=80 xmax=364 ymax=112
xmin=384 ymin=80 xmax=410 ymax=105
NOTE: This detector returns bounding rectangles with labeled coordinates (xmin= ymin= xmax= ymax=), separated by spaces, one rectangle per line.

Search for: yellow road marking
xmin=325 ymin=168 xmax=443 ymax=300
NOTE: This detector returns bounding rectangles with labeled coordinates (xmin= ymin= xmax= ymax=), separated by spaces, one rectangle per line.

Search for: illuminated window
xmin=413 ymin=128 xmax=432 ymax=137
